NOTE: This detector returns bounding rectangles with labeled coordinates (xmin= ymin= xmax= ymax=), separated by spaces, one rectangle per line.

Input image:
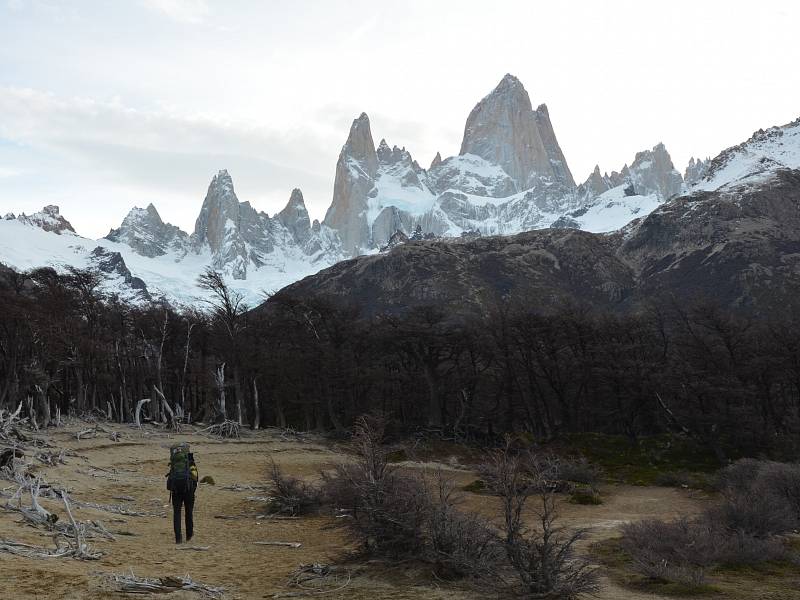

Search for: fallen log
xmin=254 ymin=541 xmax=302 ymax=548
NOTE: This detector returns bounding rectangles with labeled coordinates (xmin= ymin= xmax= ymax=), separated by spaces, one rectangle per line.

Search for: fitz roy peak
xmin=459 ymin=73 xmax=575 ymax=190
xmin=3 ymin=73 xmax=794 ymax=307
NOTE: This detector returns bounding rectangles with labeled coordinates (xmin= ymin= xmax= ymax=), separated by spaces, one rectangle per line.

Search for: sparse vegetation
xmin=266 ymin=459 xmax=321 ymax=516
xmin=485 ymin=445 xmax=600 ymax=598
xmin=617 ymin=459 xmax=800 ymax=590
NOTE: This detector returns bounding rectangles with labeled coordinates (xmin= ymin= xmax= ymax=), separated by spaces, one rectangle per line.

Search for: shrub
xmin=461 ymin=478 xmax=487 ymax=493
xmin=569 ymin=486 xmax=602 ymax=505
xmin=559 ymin=457 xmax=602 ymax=490
xmin=713 ymin=459 xmax=800 ymax=536
xmin=426 ymin=475 xmax=500 ymax=579
xmin=322 ymin=417 xmax=502 ymax=580
xmin=621 ymin=515 xmax=793 ymax=585
xmin=322 ymin=416 xmax=429 ymax=557
xmin=621 ymin=518 xmax=718 ymax=584
xmin=654 ymin=470 xmax=693 ymax=487
xmin=266 ymin=459 xmax=321 ymax=516
xmin=485 ymin=446 xmax=599 ymax=599
xmin=620 ymin=459 xmax=800 ymax=587
xmin=480 ymin=452 xmax=602 ymax=496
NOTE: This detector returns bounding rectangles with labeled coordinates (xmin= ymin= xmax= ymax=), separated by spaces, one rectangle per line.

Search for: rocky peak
xmin=684 ymin=156 xmax=710 ymax=185
xmin=580 ymin=165 xmax=612 ymax=198
xmin=627 ymin=143 xmax=683 ymax=200
xmin=342 ymin=113 xmax=378 ymax=175
xmin=459 ymin=74 xmax=575 ymax=190
xmin=17 ymin=205 xmax=76 ymax=235
xmin=377 ymin=139 xmax=392 ymax=163
xmin=430 ymin=152 xmax=443 ymax=170
xmin=323 ymin=113 xmax=380 ymax=255
xmin=124 ymin=203 xmax=165 ymax=228
xmin=106 ymin=202 xmax=189 ymax=258
xmin=277 ymin=188 xmax=312 ymax=244
xmin=193 ymin=169 xmax=241 ymax=253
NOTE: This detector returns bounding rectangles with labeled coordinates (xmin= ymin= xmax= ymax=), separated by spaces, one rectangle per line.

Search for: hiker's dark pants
xmin=171 ymin=485 xmax=195 ymax=543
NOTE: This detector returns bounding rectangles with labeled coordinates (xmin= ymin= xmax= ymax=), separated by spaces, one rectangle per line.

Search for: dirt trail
xmin=1 ymin=423 xmax=706 ymax=599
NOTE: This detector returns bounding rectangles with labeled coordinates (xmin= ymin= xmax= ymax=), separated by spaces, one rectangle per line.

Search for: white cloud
xmin=1 ymin=0 xmax=799 ymax=237
xmin=0 ymin=167 xmax=22 ymax=178
xmin=141 ymin=0 xmax=210 ymax=24
xmin=0 ymin=86 xmax=338 ymax=236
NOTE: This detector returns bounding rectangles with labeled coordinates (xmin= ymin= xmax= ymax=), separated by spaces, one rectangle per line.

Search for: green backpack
xmin=167 ymin=444 xmax=197 ymax=492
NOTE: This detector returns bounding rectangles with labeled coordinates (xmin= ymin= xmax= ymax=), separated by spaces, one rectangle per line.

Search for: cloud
xmin=141 ymin=0 xmax=210 ymax=24
xmin=0 ymin=166 xmax=22 ymax=178
xmin=0 ymin=86 xmax=340 ymax=234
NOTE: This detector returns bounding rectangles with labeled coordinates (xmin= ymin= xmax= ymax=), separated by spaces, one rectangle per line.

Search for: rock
xmin=459 ymin=74 xmax=575 ymax=190
xmin=88 ymin=247 xmax=151 ymax=300
xmin=276 ymin=189 xmax=312 ymax=245
xmin=380 ymin=229 xmax=409 ymax=252
xmin=106 ymin=203 xmax=189 ymax=258
xmin=191 ymin=170 xmax=275 ymax=280
xmin=684 ymin=157 xmax=710 ymax=185
xmin=430 ymin=152 xmax=443 ymax=170
xmin=17 ymin=205 xmax=76 ymax=234
xmin=627 ymin=143 xmax=683 ymax=200
xmin=322 ymin=113 xmax=379 ymax=255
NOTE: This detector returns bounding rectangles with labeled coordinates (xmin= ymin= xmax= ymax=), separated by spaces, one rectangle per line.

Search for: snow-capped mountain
xmin=690 ymin=118 xmax=800 ymax=192
xmin=8 ymin=205 xmax=76 ymax=235
xmin=1 ymin=74 xmax=798 ymax=307
xmin=0 ymin=181 xmax=345 ymax=306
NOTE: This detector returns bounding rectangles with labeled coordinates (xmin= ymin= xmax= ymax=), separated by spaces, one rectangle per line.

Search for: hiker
xmin=166 ymin=443 xmax=198 ymax=544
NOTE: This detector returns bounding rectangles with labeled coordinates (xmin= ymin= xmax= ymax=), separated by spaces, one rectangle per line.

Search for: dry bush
xmin=426 ymin=475 xmax=500 ymax=579
xmin=621 ymin=459 xmax=800 ymax=586
xmin=714 ymin=459 xmax=800 ymax=536
xmin=480 ymin=451 xmax=601 ymax=496
xmin=322 ymin=416 xmax=429 ymax=557
xmin=621 ymin=518 xmax=716 ymax=584
xmin=323 ymin=417 xmax=502 ymax=580
xmin=621 ymin=515 xmax=792 ymax=585
xmin=558 ymin=457 xmax=602 ymax=490
xmin=486 ymin=446 xmax=599 ymax=599
xmin=266 ymin=459 xmax=321 ymax=516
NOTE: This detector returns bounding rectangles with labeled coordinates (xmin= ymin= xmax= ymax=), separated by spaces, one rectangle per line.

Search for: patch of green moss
xmin=461 ymin=479 xmax=487 ymax=493
xmin=714 ymin=560 xmax=799 ymax=578
xmin=553 ymin=433 xmax=722 ymax=486
xmin=569 ymin=488 xmax=602 ymax=505
xmin=385 ymin=449 xmax=408 ymax=463
xmin=635 ymin=580 xmax=719 ymax=597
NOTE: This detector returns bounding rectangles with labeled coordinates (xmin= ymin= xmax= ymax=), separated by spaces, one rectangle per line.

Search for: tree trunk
xmin=252 ymin=378 xmax=260 ymax=430
xmin=234 ymin=367 xmax=244 ymax=426
xmin=275 ymin=394 xmax=287 ymax=429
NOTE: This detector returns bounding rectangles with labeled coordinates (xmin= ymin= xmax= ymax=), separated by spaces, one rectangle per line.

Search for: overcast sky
xmin=1 ymin=0 xmax=798 ymax=238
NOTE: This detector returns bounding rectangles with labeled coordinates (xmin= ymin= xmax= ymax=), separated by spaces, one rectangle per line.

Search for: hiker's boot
xmin=175 ymin=535 xmax=183 ymax=545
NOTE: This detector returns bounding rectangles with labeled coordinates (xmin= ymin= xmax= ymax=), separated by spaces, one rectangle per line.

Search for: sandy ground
xmin=0 ymin=422 xmax=709 ymax=600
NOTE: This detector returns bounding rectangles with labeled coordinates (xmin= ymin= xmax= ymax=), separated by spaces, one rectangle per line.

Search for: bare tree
xmin=198 ymin=269 xmax=247 ymax=426
xmin=486 ymin=445 xmax=599 ymax=599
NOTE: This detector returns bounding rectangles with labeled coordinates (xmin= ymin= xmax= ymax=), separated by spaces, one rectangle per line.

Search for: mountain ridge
xmin=1 ymin=75 xmax=798 ymax=308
